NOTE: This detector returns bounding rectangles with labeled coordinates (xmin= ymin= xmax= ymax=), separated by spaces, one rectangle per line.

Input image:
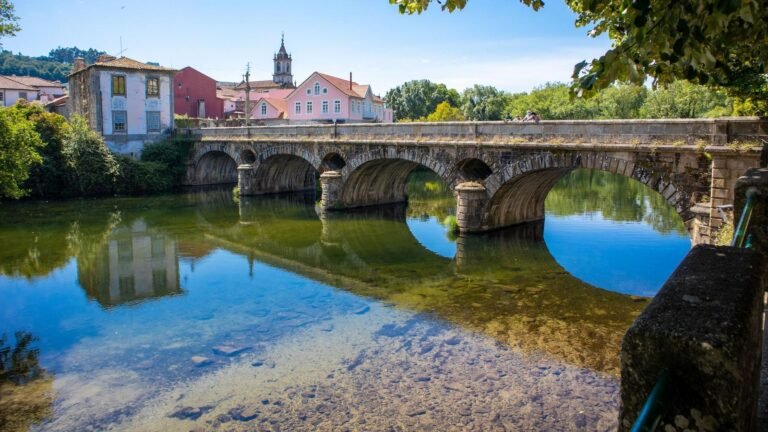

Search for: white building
xmin=68 ymin=55 xmax=176 ymax=156
xmin=6 ymin=76 xmax=66 ymax=103
xmin=0 ymin=75 xmax=37 ymax=106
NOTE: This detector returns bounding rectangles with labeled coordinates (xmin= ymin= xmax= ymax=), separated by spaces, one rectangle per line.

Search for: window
xmin=260 ymin=102 xmax=267 ymax=115
xmin=146 ymin=77 xmax=159 ymax=97
xmin=113 ymin=110 xmax=127 ymax=132
xmin=314 ymin=82 xmax=320 ymax=95
xmin=322 ymin=87 xmax=328 ymax=94
xmin=306 ymin=101 xmax=313 ymax=114
xmin=0 ymin=91 xmax=5 ymax=103
xmin=334 ymin=100 xmax=341 ymax=113
xmin=322 ymin=100 xmax=329 ymax=113
xmin=146 ymin=111 xmax=161 ymax=133
xmin=18 ymin=91 xmax=27 ymax=100
xmin=111 ymin=75 xmax=126 ymax=96
xmin=294 ymin=102 xmax=301 ymax=114
xmin=306 ymin=89 xmax=311 ymax=95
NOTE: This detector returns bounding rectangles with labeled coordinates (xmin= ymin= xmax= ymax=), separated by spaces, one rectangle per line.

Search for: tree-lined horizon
xmin=385 ymin=79 xmax=753 ymax=121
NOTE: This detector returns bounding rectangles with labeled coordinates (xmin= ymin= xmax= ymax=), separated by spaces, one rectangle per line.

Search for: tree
xmin=384 ymin=79 xmax=460 ymax=120
xmin=11 ymin=103 xmax=71 ymax=198
xmin=460 ymin=85 xmax=508 ymax=120
xmin=62 ymin=115 xmax=119 ymax=196
xmin=47 ymin=47 xmax=106 ymax=64
xmin=0 ymin=105 xmax=44 ymax=199
xmin=388 ymin=0 xmax=768 ymax=101
xmin=426 ymin=101 xmax=465 ymax=121
xmin=505 ymin=83 xmax=597 ymax=120
xmin=640 ymin=80 xmax=729 ymax=118
xmin=0 ymin=0 xmax=20 ymax=47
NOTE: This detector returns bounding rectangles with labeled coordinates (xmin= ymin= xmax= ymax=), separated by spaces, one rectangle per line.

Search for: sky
xmin=6 ymin=0 xmax=612 ymax=94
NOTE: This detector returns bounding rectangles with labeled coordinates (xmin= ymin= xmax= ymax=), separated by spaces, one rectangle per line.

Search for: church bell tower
xmin=273 ymin=33 xmax=293 ymax=87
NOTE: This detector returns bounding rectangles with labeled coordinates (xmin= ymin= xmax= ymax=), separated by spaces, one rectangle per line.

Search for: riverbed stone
xmin=212 ymin=345 xmax=250 ymax=356
xmin=191 ymin=356 xmax=212 ymax=367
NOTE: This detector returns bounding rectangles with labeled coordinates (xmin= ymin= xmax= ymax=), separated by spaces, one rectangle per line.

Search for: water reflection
xmin=78 ymin=219 xmax=181 ymax=308
xmin=0 ymin=332 xmax=53 ymax=432
xmin=0 ymin=170 xmax=691 ymax=431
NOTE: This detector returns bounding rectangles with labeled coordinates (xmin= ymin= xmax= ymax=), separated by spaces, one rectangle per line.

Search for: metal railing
xmin=732 ymin=188 xmax=757 ymax=248
xmin=630 ymin=188 xmax=757 ymax=431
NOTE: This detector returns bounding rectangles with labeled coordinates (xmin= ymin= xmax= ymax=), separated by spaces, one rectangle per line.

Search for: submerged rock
xmin=212 ymin=345 xmax=250 ymax=356
xmin=168 ymin=405 xmax=213 ymax=420
xmin=229 ymin=406 xmax=260 ymax=421
xmin=353 ymin=305 xmax=370 ymax=315
xmin=191 ymin=356 xmax=212 ymax=367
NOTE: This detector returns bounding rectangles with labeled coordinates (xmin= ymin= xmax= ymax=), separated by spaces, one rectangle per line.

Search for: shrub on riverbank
xmin=0 ymin=106 xmax=44 ymax=199
xmin=63 ymin=115 xmax=120 ymax=196
xmin=0 ymin=102 xmax=194 ymax=201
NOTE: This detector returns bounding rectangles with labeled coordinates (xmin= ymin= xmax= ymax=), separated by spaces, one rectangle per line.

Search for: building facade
xmin=284 ymin=72 xmax=393 ymax=123
xmin=174 ymin=66 xmax=223 ymax=119
xmin=7 ymin=76 xmax=66 ymax=103
xmin=0 ymin=75 xmax=37 ymax=106
xmin=68 ymin=55 xmax=176 ymax=156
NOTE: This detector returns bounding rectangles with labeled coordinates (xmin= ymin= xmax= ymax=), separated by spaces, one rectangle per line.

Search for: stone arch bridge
xmin=183 ymin=119 xmax=767 ymax=244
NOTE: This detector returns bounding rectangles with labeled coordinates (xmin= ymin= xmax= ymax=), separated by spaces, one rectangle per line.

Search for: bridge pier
xmin=319 ymin=170 xmax=344 ymax=211
xmin=455 ymin=182 xmax=489 ymax=233
xmin=237 ymin=164 xmax=255 ymax=195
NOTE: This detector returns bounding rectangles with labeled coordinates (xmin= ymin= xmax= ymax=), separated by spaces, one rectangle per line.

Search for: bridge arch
xmin=320 ymin=152 xmax=347 ymax=172
xmin=482 ymin=152 xmax=692 ymax=231
xmin=339 ymin=152 xmax=454 ymax=208
xmin=249 ymin=153 xmax=319 ymax=194
xmin=189 ymin=143 xmax=247 ymax=185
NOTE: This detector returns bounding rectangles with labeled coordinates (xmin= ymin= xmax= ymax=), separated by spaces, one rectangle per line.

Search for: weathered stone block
xmin=619 ymin=245 xmax=766 ymax=432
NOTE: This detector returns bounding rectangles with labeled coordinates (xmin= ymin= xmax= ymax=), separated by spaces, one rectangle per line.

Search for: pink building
xmin=249 ymin=89 xmax=293 ymax=120
xmin=284 ymin=72 xmax=393 ymax=123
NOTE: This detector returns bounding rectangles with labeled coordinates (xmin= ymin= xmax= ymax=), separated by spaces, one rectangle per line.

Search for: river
xmin=0 ymin=169 xmax=690 ymax=431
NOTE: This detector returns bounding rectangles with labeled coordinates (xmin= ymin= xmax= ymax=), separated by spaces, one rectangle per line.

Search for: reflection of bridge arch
xmin=484 ymin=152 xmax=693 ymax=230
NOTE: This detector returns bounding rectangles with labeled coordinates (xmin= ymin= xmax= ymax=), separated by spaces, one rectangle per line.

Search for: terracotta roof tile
xmin=6 ymin=76 xmax=62 ymax=88
xmin=0 ymin=75 xmax=37 ymax=91
xmin=316 ymin=72 xmax=364 ymax=98
xmin=72 ymin=57 xmax=176 ymax=76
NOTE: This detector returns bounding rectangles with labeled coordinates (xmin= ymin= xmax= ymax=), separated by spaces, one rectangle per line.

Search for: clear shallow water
xmin=0 ymin=169 xmax=689 ymax=431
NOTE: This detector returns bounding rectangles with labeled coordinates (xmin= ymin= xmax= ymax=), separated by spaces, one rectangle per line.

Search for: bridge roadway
xmin=183 ymin=118 xmax=767 ymax=244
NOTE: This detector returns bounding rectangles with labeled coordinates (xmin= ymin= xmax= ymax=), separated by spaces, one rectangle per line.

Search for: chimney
xmin=97 ymin=54 xmax=116 ymax=63
xmin=349 ymin=72 xmax=352 ymax=90
xmin=73 ymin=57 xmax=86 ymax=73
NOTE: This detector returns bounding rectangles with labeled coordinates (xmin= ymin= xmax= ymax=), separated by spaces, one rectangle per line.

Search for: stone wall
xmin=619 ymin=245 xmax=766 ymax=431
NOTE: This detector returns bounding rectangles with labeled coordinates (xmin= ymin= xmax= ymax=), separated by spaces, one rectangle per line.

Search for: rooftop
xmin=71 ymin=56 xmax=176 ymax=76
xmin=0 ymin=75 xmax=37 ymax=91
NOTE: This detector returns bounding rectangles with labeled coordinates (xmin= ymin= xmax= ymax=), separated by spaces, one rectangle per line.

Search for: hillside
xmin=0 ymin=47 xmax=106 ymax=83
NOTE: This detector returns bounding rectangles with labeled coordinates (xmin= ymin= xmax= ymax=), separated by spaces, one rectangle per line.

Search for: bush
xmin=13 ymin=103 xmax=71 ymax=198
xmin=62 ymin=115 xmax=119 ymax=196
xmin=0 ymin=106 xmax=44 ymax=199
xmin=114 ymin=156 xmax=174 ymax=195
xmin=140 ymin=136 xmax=194 ymax=186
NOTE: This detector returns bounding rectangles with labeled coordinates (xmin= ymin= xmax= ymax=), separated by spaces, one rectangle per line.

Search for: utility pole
xmin=244 ymin=63 xmax=251 ymax=127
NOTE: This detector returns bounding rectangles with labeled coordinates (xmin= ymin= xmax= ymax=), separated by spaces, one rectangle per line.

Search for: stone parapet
xmin=619 ymin=245 xmax=766 ymax=432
